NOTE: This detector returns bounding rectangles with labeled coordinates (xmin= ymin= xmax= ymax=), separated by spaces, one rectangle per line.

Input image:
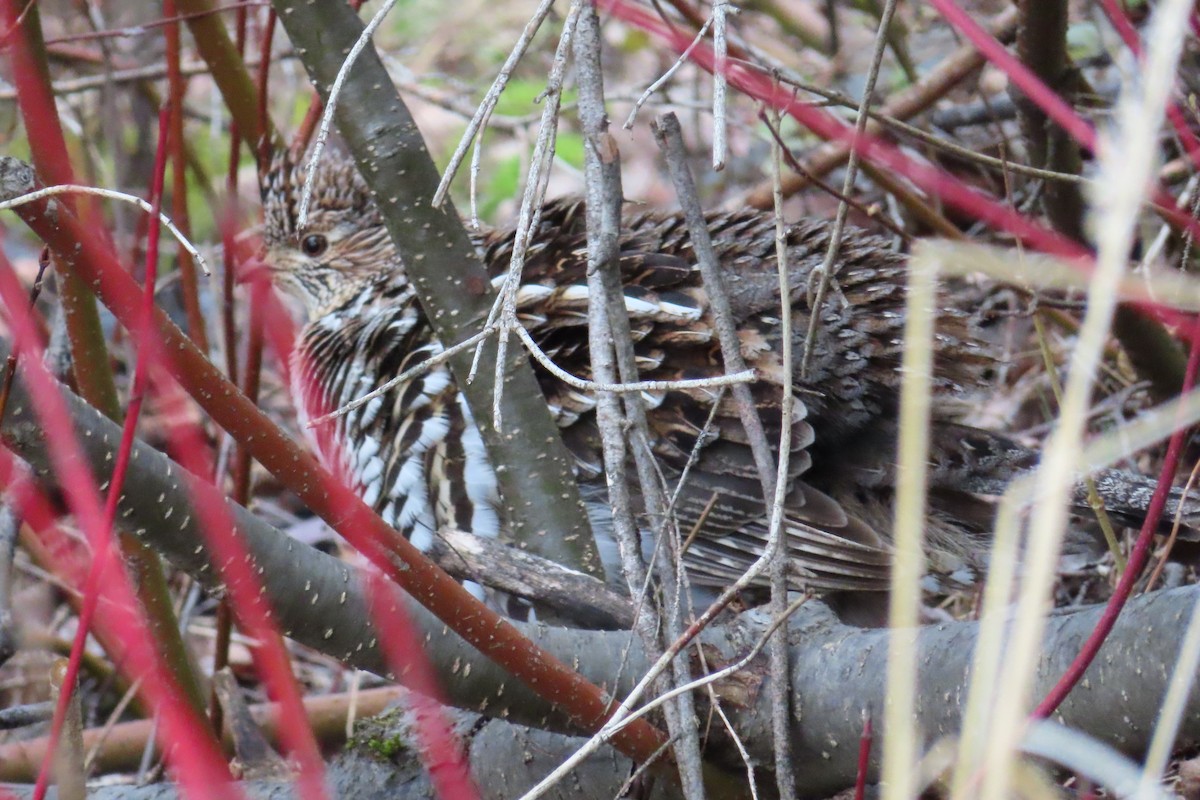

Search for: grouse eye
xmin=300 ymin=234 xmax=328 ymax=257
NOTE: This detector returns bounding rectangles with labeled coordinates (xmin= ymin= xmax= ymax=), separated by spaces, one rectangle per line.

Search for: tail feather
xmin=1083 ymin=469 xmax=1200 ymax=541
xmin=928 ymin=424 xmax=1200 ymax=541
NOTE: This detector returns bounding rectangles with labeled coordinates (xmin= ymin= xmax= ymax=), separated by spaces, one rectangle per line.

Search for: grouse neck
xmin=310 ymin=268 xmax=416 ymax=323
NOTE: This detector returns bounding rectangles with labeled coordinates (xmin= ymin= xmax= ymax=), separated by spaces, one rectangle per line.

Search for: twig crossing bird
xmin=260 ymin=150 xmax=1199 ymax=594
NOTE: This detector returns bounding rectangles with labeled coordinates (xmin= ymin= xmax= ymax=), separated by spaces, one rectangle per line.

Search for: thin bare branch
xmin=765 ymin=111 xmax=796 ymax=800
xmin=487 ymin=0 xmax=581 ymax=430
xmin=711 ymin=0 xmax=729 ymax=170
xmin=572 ymin=6 xmax=707 ymax=799
xmin=431 ymin=0 xmax=558 ymax=207
xmin=623 ymin=14 xmax=715 ymax=129
xmin=297 ymin=0 xmax=397 ymax=229
xmin=0 ymin=184 xmax=209 ymax=274
xmin=800 ymin=0 xmax=898 ymax=378
xmin=515 ymin=324 xmax=756 ymax=394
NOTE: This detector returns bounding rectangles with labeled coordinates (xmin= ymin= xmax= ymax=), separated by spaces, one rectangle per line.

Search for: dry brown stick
xmin=432 ymin=529 xmax=634 ymax=630
xmin=654 ymin=114 xmax=776 ymax=507
xmin=213 ymin=669 xmax=290 ymax=780
xmin=49 ymin=659 xmax=86 ymax=800
xmin=0 ymin=687 xmax=406 ymax=783
xmin=652 ymin=110 xmax=789 ymax=793
xmin=742 ymin=5 xmax=1020 ymax=209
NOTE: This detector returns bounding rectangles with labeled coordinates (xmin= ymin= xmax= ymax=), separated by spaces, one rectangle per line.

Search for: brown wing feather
xmin=472 ymin=199 xmax=993 ymax=591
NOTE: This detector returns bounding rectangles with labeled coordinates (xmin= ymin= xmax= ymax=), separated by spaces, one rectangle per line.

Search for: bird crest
xmin=259 ymin=147 xmax=398 ymax=318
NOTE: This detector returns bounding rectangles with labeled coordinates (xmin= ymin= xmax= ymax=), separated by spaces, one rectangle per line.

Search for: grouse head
xmin=260 ymin=149 xmax=398 ymax=319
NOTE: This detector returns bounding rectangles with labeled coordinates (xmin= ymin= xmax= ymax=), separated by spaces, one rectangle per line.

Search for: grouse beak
xmin=237 ymin=254 xmax=274 ymax=286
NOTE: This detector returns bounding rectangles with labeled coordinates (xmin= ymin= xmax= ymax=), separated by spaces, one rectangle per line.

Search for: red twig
xmin=853 ymin=710 xmax=873 ymax=800
xmin=103 ymin=45 xmax=326 ymax=797
xmin=4 ymin=3 xmax=74 ymax=188
xmin=258 ymin=289 xmax=297 ymax=384
xmin=31 ymin=101 xmax=173 ymax=800
xmin=1033 ymin=317 xmax=1200 ymax=717
xmin=365 ymin=571 xmax=479 ymax=800
xmin=929 ymin=0 xmax=1095 ymax=150
xmin=0 ymin=455 xmax=232 ymax=798
xmin=1096 ymin=1 xmax=1200 ymax=177
xmin=252 ymin=305 xmax=476 ymax=794
xmin=0 ymin=233 xmax=239 ymax=800
xmin=7 ymin=89 xmax=328 ymax=795
xmin=0 ymin=0 xmax=34 ymax=46
xmin=600 ymin=1 xmax=1075 ymax=252
xmin=191 ymin=17 xmax=331 ymax=787
xmin=209 ymin=3 xmax=252 ymax=738
xmin=149 ymin=375 xmax=331 ymax=800
xmin=930 ymin=0 xmax=1200 ymax=258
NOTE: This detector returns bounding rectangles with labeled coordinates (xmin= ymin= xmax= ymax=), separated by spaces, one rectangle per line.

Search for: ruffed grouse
xmin=260 ymin=150 xmax=1197 ymax=594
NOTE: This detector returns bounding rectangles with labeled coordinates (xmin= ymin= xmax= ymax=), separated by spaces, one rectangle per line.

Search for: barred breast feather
xmin=291 ymin=282 xmax=499 ymax=554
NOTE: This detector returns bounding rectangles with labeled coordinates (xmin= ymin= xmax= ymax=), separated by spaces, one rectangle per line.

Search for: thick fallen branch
xmin=431 ymin=529 xmax=634 ymax=630
xmin=0 ymin=688 xmax=404 ymax=783
xmin=740 ymin=593 xmax=1200 ymax=796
